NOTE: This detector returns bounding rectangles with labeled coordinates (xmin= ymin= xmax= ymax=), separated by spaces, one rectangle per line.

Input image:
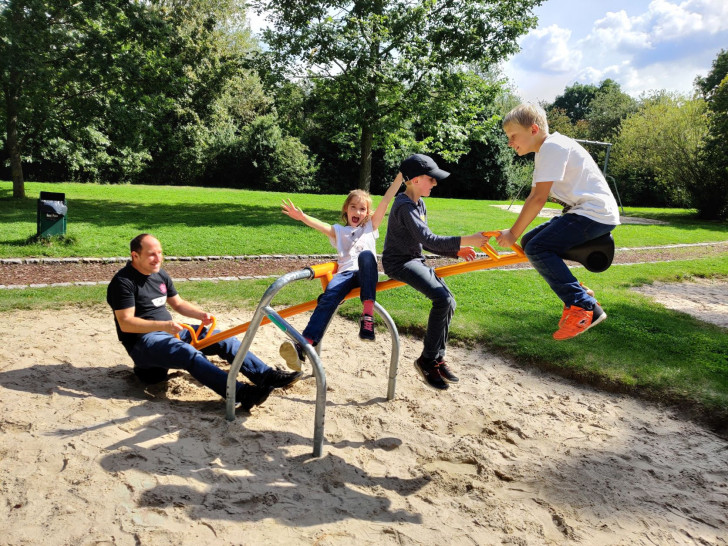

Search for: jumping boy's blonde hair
xmin=502 ymin=103 xmax=549 ymax=134
xmin=341 ymin=189 xmax=373 ymax=225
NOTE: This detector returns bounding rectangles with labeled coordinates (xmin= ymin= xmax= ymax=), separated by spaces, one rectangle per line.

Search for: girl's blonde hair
xmin=341 ymin=189 xmax=373 ymax=225
xmin=503 ymin=103 xmax=549 ymax=134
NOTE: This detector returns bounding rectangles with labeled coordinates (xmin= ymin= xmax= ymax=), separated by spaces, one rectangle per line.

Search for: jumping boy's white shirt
xmin=533 ymin=132 xmax=621 ymax=225
xmin=330 ymin=221 xmax=378 ymax=273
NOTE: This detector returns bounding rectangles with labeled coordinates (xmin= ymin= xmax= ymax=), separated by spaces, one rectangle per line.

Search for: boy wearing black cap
xmin=382 ymin=154 xmax=488 ymax=391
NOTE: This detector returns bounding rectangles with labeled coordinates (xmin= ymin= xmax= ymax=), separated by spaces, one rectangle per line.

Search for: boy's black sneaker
xmin=435 ymin=359 xmax=459 ymax=383
xmin=279 ymin=340 xmax=305 ymax=371
xmin=414 ymin=356 xmax=448 ymax=391
xmin=261 ymin=368 xmax=303 ymax=389
xmin=359 ymin=314 xmax=375 ymax=341
xmin=237 ymin=384 xmax=274 ymax=413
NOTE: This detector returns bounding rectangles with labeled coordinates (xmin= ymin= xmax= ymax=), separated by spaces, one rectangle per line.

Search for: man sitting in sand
xmin=106 ymin=233 xmax=301 ymax=412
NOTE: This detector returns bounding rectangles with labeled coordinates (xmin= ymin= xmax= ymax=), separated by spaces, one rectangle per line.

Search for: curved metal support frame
xmin=224 ymin=267 xmax=401 ymax=457
xmin=226 ymin=268 xmax=312 ymax=420
xmin=316 ymin=297 xmax=401 ymax=402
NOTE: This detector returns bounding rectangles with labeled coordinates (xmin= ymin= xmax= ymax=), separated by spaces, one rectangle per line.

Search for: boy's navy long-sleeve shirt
xmin=382 ymin=193 xmax=461 ymax=274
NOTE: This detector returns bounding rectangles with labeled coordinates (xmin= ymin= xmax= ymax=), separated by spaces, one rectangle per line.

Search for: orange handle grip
xmin=479 ymin=231 xmax=525 ymax=258
xmin=175 ymin=315 xmax=217 ymax=345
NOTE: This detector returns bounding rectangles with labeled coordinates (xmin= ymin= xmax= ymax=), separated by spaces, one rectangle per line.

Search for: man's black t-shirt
xmin=106 ymin=262 xmax=178 ymax=352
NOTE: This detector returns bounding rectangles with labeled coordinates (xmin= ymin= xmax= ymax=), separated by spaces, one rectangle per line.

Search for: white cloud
xmin=587 ymin=10 xmax=652 ymax=54
xmin=586 ymin=0 xmax=728 ymax=54
xmin=646 ymin=0 xmax=728 ymax=41
xmin=516 ymin=25 xmax=582 ymax=73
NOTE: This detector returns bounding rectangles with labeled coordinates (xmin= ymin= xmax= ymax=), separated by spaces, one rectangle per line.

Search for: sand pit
xmin=632 ymin=277 xmax=728 ymax=329
xmin=1 ymin=300 xmax=727 ymax=545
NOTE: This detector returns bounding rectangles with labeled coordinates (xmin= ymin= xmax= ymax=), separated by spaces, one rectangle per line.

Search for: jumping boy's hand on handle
xmin=496 ymin=229 xmax=517 ymax=249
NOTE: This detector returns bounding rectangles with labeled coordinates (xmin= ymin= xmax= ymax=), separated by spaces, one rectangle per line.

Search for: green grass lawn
xmin=2 ymin=181 xmax=727 ymax=257
xmin=2 ymin=180 xmax=727 ymax=431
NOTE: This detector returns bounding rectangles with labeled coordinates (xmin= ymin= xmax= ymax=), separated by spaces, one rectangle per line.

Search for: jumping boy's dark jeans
xmin=385 ymin=257 xmax=455 ymax=362
xmin=521 ymin=213 xmax=615 ymax=309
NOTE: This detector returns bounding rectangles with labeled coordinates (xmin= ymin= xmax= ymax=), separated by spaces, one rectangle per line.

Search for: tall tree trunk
xmin=6 ymin=71 xmax=25 ymax=199
xmin=358 ymin=123 xmax=373 ymax=192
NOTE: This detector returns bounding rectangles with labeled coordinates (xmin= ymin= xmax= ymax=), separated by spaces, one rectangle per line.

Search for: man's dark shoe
xmin=237 ymin=384 xmax=274 ymax=412
xmin=261 ymin=368 xmax=303 ymax=389
xmin=359 ymin=314 xmax=375 ymax=341
xmin=279 ymin=340 xmax=305 ymax=371
xmin=414 ymin=357 xmax=448 ymax=391
xmin=435 ymin=359 xmax=459 ymax=383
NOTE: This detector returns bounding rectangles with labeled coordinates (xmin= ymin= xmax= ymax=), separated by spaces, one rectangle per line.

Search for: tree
xmin=1 ymin=0 xmax=273 ymax=195
xmin=612 ymin=92 xmax=707 ymax=208
xmin=695 ymin=49 xmax=728 ymax=99
xmin=0 ymin=0 xmax=165 ymax=197
xmin=252 ymin=0 xmax=543 ymax=191
xmin=545 ymin=107 xmax=589 ymax=139
xmin=586 ymin=79 xmax=638 ymax=141
xmin=694 ymin=49 xmax=728 ymax=220
xmin=549 ymin=82 xmax=598 ymax=123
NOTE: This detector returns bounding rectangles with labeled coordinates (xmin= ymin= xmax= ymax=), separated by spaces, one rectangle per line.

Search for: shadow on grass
xmin=0 ymin=195 xmax=340 ymax=246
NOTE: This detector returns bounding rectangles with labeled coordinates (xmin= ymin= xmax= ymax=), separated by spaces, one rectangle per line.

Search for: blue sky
xmin=247 ymin=0 xmax=728 ymax=103
xmin=504 ymin=0 xmax=728 ymax=102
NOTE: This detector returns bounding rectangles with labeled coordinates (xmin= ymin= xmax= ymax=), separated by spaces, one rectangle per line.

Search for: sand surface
xmin=1 ymin=286 xmax=727 ymax=545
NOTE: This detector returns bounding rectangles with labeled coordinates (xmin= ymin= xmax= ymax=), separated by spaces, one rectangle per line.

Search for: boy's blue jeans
xmin=128 ymin=327 xmax=270 ymax=399
xmin=303 ymin=250 xmax=378 ymax=344
xmin=521 ymin=213 xmax=615 ymax=310
xmin=384 ymin=257 xmax=455 ymax=363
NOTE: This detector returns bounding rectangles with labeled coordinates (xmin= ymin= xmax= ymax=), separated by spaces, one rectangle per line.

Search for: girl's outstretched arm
xmin=281 ymin=198 xmax=336 ymax=238
xmin=370 ymin=172 xmax=404 ymax=229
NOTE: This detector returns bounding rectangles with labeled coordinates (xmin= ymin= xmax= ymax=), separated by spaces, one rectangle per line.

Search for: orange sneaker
xmin=553 ymin=304 xmax=607 ymax=340
xmin=560 ymin=284 xmax=597 ymax=327
xmin=559 ymin=305 xmax=569 ymax=327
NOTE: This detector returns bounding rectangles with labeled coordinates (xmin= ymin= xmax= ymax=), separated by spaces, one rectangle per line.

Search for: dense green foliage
xmin=1 ymin=3 xmax=726 ymax=218
xmin=252 ymin=0 xmax=543 ymax=191
xmin=611 ymin=93 xmax=707 ymax=208
xmin=694 ymin=50 xmax=728 ymax=220
xmin=0 ymin=0 xmax=314 ymax=196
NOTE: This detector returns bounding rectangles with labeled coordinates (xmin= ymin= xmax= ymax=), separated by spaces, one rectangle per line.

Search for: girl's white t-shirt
xmin=533 ymin=132 xmax=620 ymax=225
xmin=330 ymin=221 xmax=379 ymax=273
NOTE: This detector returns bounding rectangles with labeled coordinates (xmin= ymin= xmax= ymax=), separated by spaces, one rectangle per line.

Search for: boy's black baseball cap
xmin=400 ymin=154 xmax=450 ymax=181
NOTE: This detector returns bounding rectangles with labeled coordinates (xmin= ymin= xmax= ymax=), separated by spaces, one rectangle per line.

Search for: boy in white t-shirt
xmin=497 ymin=103 xmax=620 ymax=340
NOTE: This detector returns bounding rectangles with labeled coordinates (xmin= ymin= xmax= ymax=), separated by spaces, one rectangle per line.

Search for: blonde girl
xmin=279 ymin=174 xmax=403 ymax=369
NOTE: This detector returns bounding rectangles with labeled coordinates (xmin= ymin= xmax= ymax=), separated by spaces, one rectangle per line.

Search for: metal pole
xmin=261 ymin=308 xmax=327 ymax=457
xmin=225 ymin=269 xmax=313 ymax=420
xmin=373 ymin=302 xmax=400 ymax=401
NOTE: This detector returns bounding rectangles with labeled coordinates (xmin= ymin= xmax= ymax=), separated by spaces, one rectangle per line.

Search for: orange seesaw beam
xmin=188 ymin=232 xmax=526 ymax=350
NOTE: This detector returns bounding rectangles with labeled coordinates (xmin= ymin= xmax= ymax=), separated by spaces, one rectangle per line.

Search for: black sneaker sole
xmin=238 ymin=386 xmax=274 ymax=412
xmin=439 ymin=370 xmax=460 ymax=383
xmin=414 ymin=359 xmax=448 ymax=391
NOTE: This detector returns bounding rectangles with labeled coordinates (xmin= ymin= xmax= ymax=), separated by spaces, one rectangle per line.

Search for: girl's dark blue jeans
xmin=302 ymin=250 xmax=378 ymax=344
